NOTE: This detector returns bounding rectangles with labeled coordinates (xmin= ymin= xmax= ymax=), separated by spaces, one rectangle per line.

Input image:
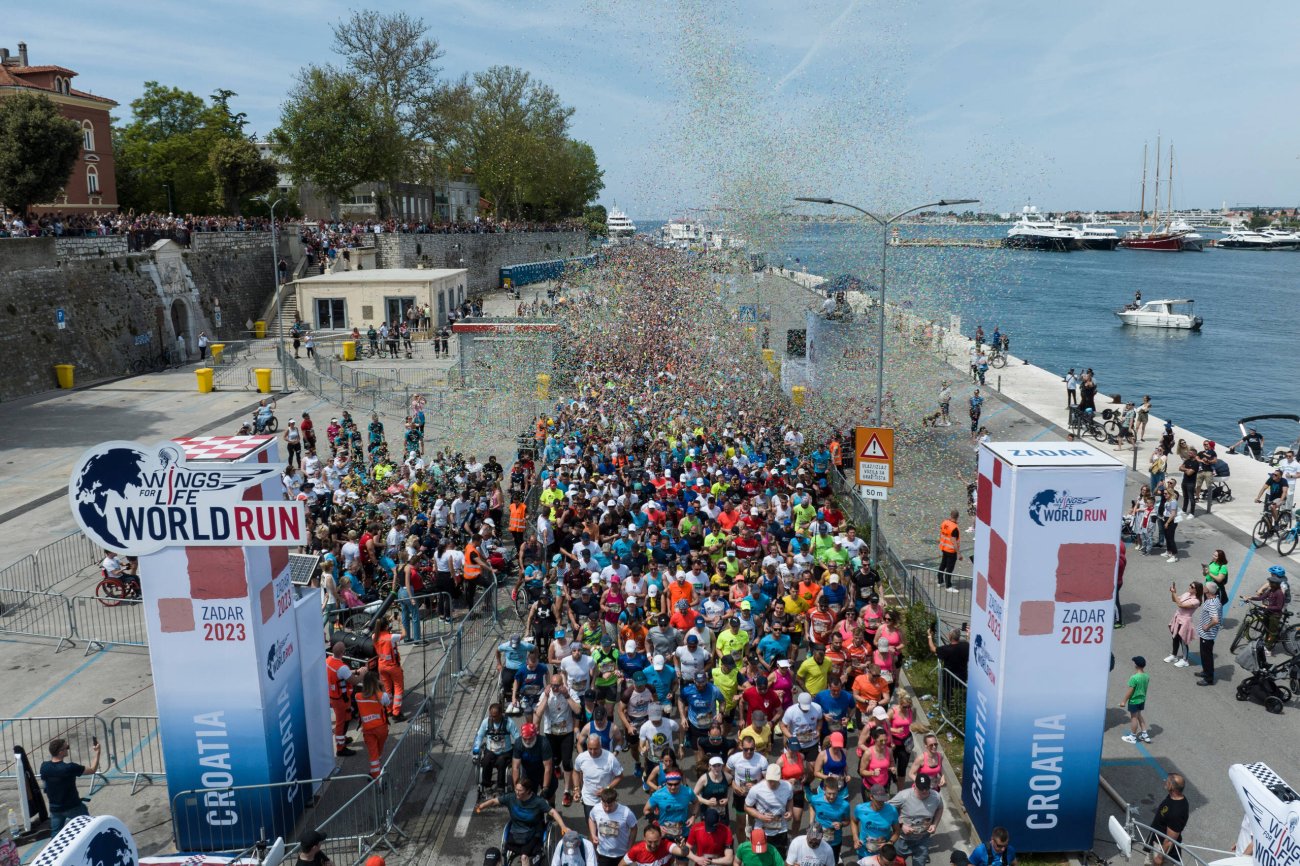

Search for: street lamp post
xmin=256 ymin=195 xmax=286 ymax=389
xmin=794 ymin=195 xmax=979 ymax=571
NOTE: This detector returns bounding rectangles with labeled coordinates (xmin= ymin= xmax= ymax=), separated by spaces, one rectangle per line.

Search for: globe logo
xmin=82 ymin=826 xmax=134 ymax=866
xmin=1028 ymin=489 xmax=1102 ymax=527
xmin=70 ymin=446 xmax=152 ymax=548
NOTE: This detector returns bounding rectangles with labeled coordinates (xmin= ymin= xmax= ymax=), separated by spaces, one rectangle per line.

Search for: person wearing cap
xmin=649 ymin=613 xmax=683 ymax=658
xmin=967 ymin=827 xmax=1017 ymax=866
xmin=717 ymin=616 xmax=751 ymax=660
xmin=780 ymin=692 xmax=824 ymax=765
xmin=887 ymin=774 xmax=942 ymax=866
xmin=646 ymin=766 xmax=698 ymax=841
xmin=736 ymin=829 xmax=783 ymax=866
xmin=591 ymin=787 xmax=639 ymax=866
xmin=620 ymin=671 xmax=656 ymax=765
xmin=589 ymin=633 xmax=621 ymax=705
xmin=477 ymin=775 xmax=571 ymax=866
xmin=552 ymin=831 xmax=598 ymax=866
xmin=744 ymin=764 xmax=794 ymax=858
xmin=1119 ymin=656 xmax=1151 ymax=744
xmin=297 ymin=829 xmax=331 ymax=866
xmin=643 ymin=651 xmax=678 ymax=704
xmin=512 ymin=649 xmax=549 ymax=716
xmin=677 ymin=806 xmax=735 ymax=866
xmin=536 ymin=673 xmax=582 ymax=805
xmin=784 ymin=821 xmax=834 ymax=866
xmin=512 ymin=718 xmax=555 ymax=796
xmin=740 ymin=675 xmax=783 ymax=728
xmin=619 ymin=638 xmax=651 ymax=681
xmin=1247 ymin=566 xmax=1288 ymax=650
xmin=639 ymin=702 xmax=682 ymax=782
xmin=850 ymin=782 xmax=900 ymax=859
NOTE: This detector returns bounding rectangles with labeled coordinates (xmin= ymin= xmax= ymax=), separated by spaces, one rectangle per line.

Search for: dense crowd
xmin=2 ymin=211 xmax=274 ymax=238
xmin=457 ymin=248 xmax=1010 ymax=866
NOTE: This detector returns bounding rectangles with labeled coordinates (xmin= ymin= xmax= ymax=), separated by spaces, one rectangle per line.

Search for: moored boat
xmin=1115 ymin=298 xmax=1203 ymax=330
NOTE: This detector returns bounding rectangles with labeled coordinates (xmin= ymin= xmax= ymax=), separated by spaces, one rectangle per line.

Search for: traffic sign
xmin=854 ymin=426 xmax=895 ymax=488
xmin=56 ymin=308 xmax=66 ymax=330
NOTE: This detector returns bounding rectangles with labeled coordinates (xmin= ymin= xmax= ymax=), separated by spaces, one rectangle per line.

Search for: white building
xmin=293 ymin=268 xmax=467 ymax=330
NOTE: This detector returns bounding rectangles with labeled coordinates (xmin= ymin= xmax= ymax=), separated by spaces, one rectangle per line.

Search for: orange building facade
xmin=0 ymin=42 xmax=118 ymax=213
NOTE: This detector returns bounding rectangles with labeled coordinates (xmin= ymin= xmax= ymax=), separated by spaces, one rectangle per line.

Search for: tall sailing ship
xmin=1119 ymin=138 xmax=1189 ymax=252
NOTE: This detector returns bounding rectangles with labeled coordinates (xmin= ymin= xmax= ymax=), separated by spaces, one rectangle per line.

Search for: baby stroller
xmin=1234 ymin=640 xmax=1296 ymax=714
xmin=1201 ymin=458 xmax=1233 ymax=504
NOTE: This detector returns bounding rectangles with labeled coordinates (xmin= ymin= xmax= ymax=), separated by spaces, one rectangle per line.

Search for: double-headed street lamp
xmin=794 ymin=195 xmax=979 ymax=570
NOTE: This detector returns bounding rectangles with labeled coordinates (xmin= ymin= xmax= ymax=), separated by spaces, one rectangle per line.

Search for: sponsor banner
xmin=963 ymin=441 xmax=1125 ymax=851
xmin=68 ymin=440 xmax=306 ymax=555
xmin=295 ymin=589 xmax=336 ymax=787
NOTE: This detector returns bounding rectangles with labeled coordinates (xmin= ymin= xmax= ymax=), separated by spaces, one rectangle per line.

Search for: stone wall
xmin=374 ymin=232 xmax=591 ymax=293
xmin=54 ymin=236 xmax=130 ymax=260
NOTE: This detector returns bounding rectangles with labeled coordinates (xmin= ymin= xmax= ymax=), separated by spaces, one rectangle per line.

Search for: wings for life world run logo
xmin=69 ymin=441 xmax=287 ymax=555
xmin=1028 ymin=489 xmax=1105 ymax=527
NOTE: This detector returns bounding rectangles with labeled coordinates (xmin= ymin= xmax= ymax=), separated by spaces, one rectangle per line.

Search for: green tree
xmin=1247 ymin=209 xmax=1271 ymax=230
xmin=583 ymin=204 xmax=608 ymax=237
xmin=113 ymin=82 xmax=249 ymax=213
xmin=271 ymin=66 xmax=392 ymax=218
xmin=0 ymin=92 xmax=82 ymax=215
xmin=208 ymin=137 xmax=278 ymax=216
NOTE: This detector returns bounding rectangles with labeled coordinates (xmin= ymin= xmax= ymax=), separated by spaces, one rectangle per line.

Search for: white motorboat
xmin=1115 ymin=298 xmax=1203 ymax=330
xmin=1002 ymin=205 xmax=1080 ymax=251
xmin=605 ymin=206 xmax=636 ymax=241
xmin=1217 ymin=228 xmax=1275 ymax=250
xmin=1258 ymin=228 xmax=1300 ymax=250
xmin=1076 ymin=224 xmax=1120 ymax=250
xmin=1168 ymin=218 xmax=1204 ymax=251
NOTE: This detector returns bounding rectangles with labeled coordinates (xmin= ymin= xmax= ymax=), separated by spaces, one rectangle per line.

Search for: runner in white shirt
xmin=561 ymin=644 xmax=595 ymax=693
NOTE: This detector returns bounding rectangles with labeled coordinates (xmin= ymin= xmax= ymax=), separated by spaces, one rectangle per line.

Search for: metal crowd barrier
xmin=0 ymin=555 xmax=40 ymax=593
xmin=0 ymin=715 xmax=111 ymax=793
xmin=933 ymin=666 xmax=968 ymax=738
xmin=0 ymin=587 xmax=74 ymax=650
xmin=67 ymin=595 xmax=148 ymax=654
xmin=902 ymin=563 xmax=974 ymax=627
xmin=107 ymin=715 xmax=165 ymax=793
xmin=33 ymin=533 xmax=101 ymax=591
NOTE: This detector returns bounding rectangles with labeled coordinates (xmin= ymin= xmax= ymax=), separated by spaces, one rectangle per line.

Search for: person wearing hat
xmin=784 ymin=821 xmax=834 ymax=866
xmin=887 ymin=774 xmax=942 ymax=866
xmin=850 ymin=783 xmax=899 ymax=859
xmin=676 ymin=806 xmax=734 ymax=866
xmin=476 ymin=775 xmax=571 ymax=866
xmin=740 ymin=674 xmax=782 ymax=728
xmin=648 ymin=613 xmax=683 ymax=658
xmin=1118 ymin=656 xmax=1151 ymax=744
xmin=744 ymin=764 xmax=794 ymax=858
xmin=736 ymin=829 xmax=783 ymax=866
xmin=591 ymin=633 xmax=622 ymax=705
xmin=717 ymin=616 xmax=751 ymax=660
xmin=681 ymin=669 xmax=725 ymax=754
xmin=639 ymin=702 xmax=682 ymax=784
xmin=552 ymin=831 xmax=598 ymax=866
xmin=297 ymin=829 xmax=331 ymax=866
xmin=620 ymin=671 xmax=656 ymax=766
xmin=644 ymin=651 xmax=678 ymax=704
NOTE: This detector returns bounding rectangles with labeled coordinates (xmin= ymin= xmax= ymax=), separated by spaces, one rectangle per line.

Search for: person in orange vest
xmin=354 ymin=668 xmax=391 ymax=779
xmin=372 ymin=616 xmax=405 ymax=721
xmin=326 ymin=640 xmax=356 ymax=757
xmin=509 ymin=496 xmax=529 ymax=549
xmin=464 ymin=535 xmax=496 ymax=610
xmin=829 ymin=437 xmax=843 ymax=470
xmin=938 ymin=509 xmax=961 ymax=591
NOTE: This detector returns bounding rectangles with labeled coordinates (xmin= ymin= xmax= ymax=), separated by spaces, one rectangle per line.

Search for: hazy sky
xmin=16 ymin=1 xmax=1300 ymax=218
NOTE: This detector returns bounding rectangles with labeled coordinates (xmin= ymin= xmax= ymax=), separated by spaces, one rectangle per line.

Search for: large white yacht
xmin=1168 ymin=218 xmax=1204 ymax=251
xmin=1218 ymin=228 xmax=1277 ymax=250
xmin=605 ymin=207 xmax=636 ymax=241
xmin=1258 ymin=228 xmax=1300 ymax=251
xmin=1002 ymin=205 xmax=1080 ymax=251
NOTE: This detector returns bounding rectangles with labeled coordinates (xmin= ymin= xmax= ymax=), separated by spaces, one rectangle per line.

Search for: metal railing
xmin=67 ymin=595 xmax=148 ymax=653
xmin=0 ymin=587 xmax=75 ymax=650
xmin=0 ymin=555 xmax=40 ymax=593
xmin=107 ymin=715 xmax=165 ymax=793
xmin=933 ymin=666 xmax=968 ymax=738
xmin=0 ymin=716 xmax=111 ymax=793
xmin=901 ymin=563 xmax=973 ymax=629
xmin=33 ymin=534 xmax=101 ymax=591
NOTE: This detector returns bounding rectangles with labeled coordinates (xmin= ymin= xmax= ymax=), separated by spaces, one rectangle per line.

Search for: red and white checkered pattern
xmin=172 ymin=435 xmax=273 ymax=462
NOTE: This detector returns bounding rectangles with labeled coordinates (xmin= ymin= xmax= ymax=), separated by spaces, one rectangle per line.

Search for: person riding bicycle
xmin=1255 ymin=469 xmax=1289 ymax=522
xmin=1247 ymin=567 xmax=1289 ymax=649
xmin=474 ymin=776 xmax=570 ymax=866
xmin=254 ymin=399 xmax=276 ymax=433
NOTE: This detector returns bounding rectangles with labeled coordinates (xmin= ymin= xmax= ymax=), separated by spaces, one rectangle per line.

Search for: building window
xmin=86 ymin=166 xmax=99 ymax=194
xmin=82 ymin=121 xmax=94 ymax=152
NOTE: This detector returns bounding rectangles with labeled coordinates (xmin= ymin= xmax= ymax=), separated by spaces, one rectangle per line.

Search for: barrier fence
xmin=107 ymin=715 xmax=166 ymax=793
xmin=68 ymin=595 xmax=148 ymax=653
xmin=0 ymin=587 xmax=75 ymax=650
xmin=933 ymin=665 xmax=969 ymax=738
xmin=33 ymin=532 xmax=102 ymax=591
xmin=0 ymin=713 xmax=164 ymax=795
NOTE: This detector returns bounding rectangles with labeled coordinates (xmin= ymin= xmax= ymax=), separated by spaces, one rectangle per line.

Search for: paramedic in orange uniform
xmin=372 ymin=616 xmax=405 ymax=722
xmin=326 ymin=640 xmax=356 ymax=756
xmin=354 ymin=669 xmax=391 ymax=778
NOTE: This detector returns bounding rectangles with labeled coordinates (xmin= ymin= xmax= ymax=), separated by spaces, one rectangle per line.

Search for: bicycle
xmin=95 ymin=572 xmax=141 ymax=606
xmin=1229 ymin=601 xmax=1294 ymax=653
xmin=1068 ymin=407 xmax=1118 ymax=443
xmin=1251 ymin=502 xmax=1293 ymax=549
xmin=128 ymin=347 xmax=175 ymax=376
xmin=987 ymin=346 xmax=1008 ymax=369
xmin=1276 ymin=507 xmax=1300 ymax=556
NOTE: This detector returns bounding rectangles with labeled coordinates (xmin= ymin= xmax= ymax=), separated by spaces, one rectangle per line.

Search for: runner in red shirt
xmin=625 ymin=824 xmax=673 ymax=866
xmin=677 ymin=808 xmax=734 ymax=861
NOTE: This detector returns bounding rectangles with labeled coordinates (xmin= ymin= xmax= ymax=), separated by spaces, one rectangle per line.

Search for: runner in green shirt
xmin=736 ymin=830 xmax=784 ymax=866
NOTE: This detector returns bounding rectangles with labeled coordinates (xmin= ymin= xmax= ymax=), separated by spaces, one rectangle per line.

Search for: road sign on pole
xmin=56 ymin=308 xmax=66 ymax=330
xmin=855 ymin=426 xmax=895 ymax=488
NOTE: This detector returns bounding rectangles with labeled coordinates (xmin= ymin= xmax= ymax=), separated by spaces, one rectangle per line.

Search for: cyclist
xmin=474 ymin=776 xmax=570 ymax=866
xmin=513 ymin=650 xmax=550 ymax=717
xmin=1246 ymin=567 xmax=1289 ymax=650
xmin=1255 ymin=469 xmax=1289 ymax=523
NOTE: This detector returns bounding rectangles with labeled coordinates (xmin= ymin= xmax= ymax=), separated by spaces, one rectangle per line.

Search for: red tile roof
xmin=0 ymin=65 xmax=116 ymax=104
xmin=8 ymin=64 xmax=77 ymax=75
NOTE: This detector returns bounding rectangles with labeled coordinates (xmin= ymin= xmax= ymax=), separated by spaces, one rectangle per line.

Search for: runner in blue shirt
xmin=645 ymin=771 xmax=697 ymax=840
xmin=815 ymin=679 xmax=856 ymax=735
xmin=758 ymin=627 xmax=792 ymax=670
xmin=644 ymin=655 xmax=678 ymax=703
xmin=809 ymin=779 xmax=852 ymax=852
xmin=680 ymin=672 xmax=723 ymax=746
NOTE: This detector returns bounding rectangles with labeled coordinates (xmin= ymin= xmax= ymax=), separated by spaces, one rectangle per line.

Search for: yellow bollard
xmin=536 ymin=373 xmax=551 ymax=400
xmin=762 ymin=348 xmax=778 ymax=373
xmin=792 ymin=385 xmax=806 ymax=407
xmin=254 ymin=368 xmax=272 ymax=393
xmin=342 ymin=340 xmax=357 ymax=361
xmin=209 ymin=343 xmax=225 ymax=363
xmin=253 ymin=320 xmax=267 ymax=339
xmin=54 ymin=364 xmax=75 ymax=389
xmin=195 ymin=368 xmax=214 ymax=393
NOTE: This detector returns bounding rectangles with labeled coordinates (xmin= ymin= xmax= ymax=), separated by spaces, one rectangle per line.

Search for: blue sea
xmin=638 ymin=219 xmax=1296 ymax=445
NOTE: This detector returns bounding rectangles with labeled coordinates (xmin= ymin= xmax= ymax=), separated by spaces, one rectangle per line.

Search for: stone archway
xmin=170 ymin=297 xmax=192 ymax=360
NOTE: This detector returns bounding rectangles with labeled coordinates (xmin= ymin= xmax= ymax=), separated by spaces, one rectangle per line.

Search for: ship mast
xmin=1153 ymin=134 xmax=1162 ymax=229
xmin=1167 ymin=143 xmax=1175 ymax=220
xmin=1137 ymin=143 xmax=1148 ymax=233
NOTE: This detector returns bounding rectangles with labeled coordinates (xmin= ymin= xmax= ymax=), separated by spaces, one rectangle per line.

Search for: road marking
xmin=1101 ymin=758 xmax=1150 ymax=767
xmin=1027 ymin=426 xmax=1056 ymax=441
xmin=453 ymin=782 xmax=478 ymax=838
xmin=1132 ymin=740 xmax=1169 ymax=780
xmin=1226 ymin=543 xmax=1258 ymax=609
xmin=0 ymin=650 xmax=107 ymax=731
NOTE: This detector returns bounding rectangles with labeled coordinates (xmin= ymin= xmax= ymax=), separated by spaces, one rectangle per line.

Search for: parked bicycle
xmin=1068 ymin=406 xmax=1118 ymax=443
xmin=128 ymin=347 xmax=176 ymax=376
xmin=1275 ymin=507 xmax=1300 ymax=556
xmin=1251 ymin=502 xmax=1293 ymax=549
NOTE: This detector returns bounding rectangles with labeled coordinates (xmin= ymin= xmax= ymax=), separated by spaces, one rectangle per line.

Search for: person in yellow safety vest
xmin=326 ymin=640 xmax=356 ymax=756
xmin=509 ymin=498 xmax=529 ymax=548
xmin=938 ymin=509 xmax=961 ymax=592
xmin=464 ymin=537 xmax=495 ymax=610
xmin=372 ymin=616 xmax=405 ymax=721
xmin=354 ymin=669 xmax=391 ymax=778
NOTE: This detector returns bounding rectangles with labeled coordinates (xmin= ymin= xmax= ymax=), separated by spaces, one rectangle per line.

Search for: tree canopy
xmin=0 ymin=92 xmax=83 ymax=215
